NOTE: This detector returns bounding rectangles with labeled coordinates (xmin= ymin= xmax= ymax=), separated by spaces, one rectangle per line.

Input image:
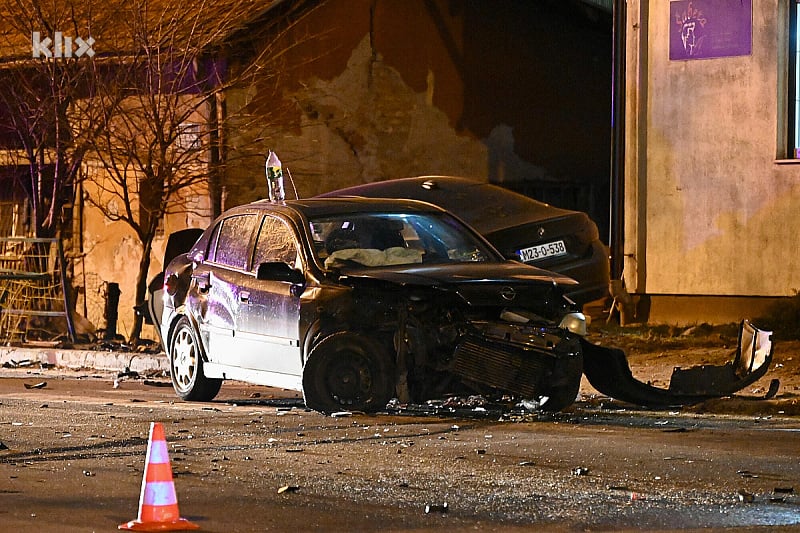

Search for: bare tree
xmin=84 ymin=0 xmax=301 ymax=343
xmin=0 ymin=0 xmax=127 ymax=238
xmin=0 ymin=0 xmax=320 ymax=343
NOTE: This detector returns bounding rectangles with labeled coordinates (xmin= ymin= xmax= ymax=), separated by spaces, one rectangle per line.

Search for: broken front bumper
xmin=582 ymin=320 xmax=774 ymax=407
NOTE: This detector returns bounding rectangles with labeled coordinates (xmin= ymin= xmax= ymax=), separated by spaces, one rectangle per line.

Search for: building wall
xmin=78 ymin=92 xmax=214 ymax=339
xmin=222 ymin=0 xmax=612 ymax=227
xmin=624 ymin=0 xmax=800 ymax=323
xmin=78 ymin=164 xmax=212 ymax=340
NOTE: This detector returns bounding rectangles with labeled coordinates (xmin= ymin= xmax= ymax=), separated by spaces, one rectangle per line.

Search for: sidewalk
xmin=0 ymin=344 xmax=168 ymax=373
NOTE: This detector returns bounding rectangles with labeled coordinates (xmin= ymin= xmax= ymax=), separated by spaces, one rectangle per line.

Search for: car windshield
xmin=308 ymin=212 xmax=495 ymax=269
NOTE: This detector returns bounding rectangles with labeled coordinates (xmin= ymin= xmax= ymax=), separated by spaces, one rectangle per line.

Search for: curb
xmin=0 ymin=346 xmax=168 ymax=373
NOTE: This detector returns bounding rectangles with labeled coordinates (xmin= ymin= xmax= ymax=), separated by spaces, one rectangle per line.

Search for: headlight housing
xmin=559 ymin=312 xmax=587 ymax=336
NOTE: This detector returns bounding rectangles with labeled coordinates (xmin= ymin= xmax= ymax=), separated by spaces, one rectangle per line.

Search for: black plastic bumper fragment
xmin=582 ymin=320 xmax=773 ymax=407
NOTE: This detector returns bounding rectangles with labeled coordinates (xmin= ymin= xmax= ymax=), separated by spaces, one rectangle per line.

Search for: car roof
xmin=221 ymin=196 xmax=450 ymax=219
xmin=316 ymin=176 xmax=576 ymax=234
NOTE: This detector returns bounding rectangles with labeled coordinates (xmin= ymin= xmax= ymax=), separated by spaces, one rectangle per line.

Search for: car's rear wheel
xmin=169 ymin=316 xmax=222 ymax=401
xmin=303 ymin=332 xmax=395 ymax=414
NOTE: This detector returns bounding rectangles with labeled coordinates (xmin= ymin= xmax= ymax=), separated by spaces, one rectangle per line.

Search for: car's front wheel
xmin=169 ymin=316 xmax=222 ymax=401
xmin=302 ymin=332 xmax=395 ymax=414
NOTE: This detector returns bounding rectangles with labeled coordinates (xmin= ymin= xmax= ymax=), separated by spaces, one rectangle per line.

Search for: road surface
xmin=1 ymin=368 xmax=799 ymax=532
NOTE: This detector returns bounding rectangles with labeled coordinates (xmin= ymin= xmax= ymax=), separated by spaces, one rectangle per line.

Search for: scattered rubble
xmin=3 ymin=359 xmax=33 ymax=368
xmin=737 ymin=490 xmax=755 ymax=503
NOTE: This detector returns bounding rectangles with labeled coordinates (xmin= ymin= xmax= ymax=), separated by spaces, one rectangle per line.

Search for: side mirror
xmin=256 ymin=261 xmax=305 ymax=285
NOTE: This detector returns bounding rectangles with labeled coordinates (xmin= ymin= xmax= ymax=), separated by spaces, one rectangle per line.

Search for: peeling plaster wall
xmin=222 ymin=0 xmax=612 ymax=210
xmin=628 ymin=0 xmax=800 ymax=299
xmin=226 ymin=36 xmax=489 ymax=203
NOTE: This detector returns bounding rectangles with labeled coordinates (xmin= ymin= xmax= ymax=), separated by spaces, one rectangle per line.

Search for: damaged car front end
xmin=156 ymin=197 xmax=774 ymax=414
xmin=327 ymin=262 xmax=589 ymax=412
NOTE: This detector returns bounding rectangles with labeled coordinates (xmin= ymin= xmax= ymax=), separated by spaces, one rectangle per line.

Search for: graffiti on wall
xmin=669 ymin=0 xmax=752 ymax=60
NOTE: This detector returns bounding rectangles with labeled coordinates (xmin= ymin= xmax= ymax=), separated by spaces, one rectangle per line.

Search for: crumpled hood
xmin=338 ymin=261 xmax=577 ymax=311
xmin=338 ymin=261 xmax=577 ymax=287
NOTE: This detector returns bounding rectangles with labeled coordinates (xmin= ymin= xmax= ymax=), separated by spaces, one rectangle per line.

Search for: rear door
xmin=194 ymin=214 xmax=258 ymax=367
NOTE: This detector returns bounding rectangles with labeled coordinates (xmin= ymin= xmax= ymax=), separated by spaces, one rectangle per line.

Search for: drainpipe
xmin=104 ymin=282 xmax=121 ymax=341
xmin=609 ymin=0 xmax=627 ymax=281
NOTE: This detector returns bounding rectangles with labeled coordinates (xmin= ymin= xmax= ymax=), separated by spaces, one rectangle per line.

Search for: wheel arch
xmin=166 ymin=311 xmax=209 ymax=362
xmin=302 ymin=319 xmax=397 ymax=366
xmin=301 ymin=330 xmax=397 ymax=413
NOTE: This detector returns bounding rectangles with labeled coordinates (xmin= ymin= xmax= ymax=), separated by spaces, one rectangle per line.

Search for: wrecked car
xmin=159 ymin=197 xmax=589 ymax=412
xmin=156 ymin=197 xmax=774 ymax=413
xmin=318 ymin=176 xmax=610 ymax=306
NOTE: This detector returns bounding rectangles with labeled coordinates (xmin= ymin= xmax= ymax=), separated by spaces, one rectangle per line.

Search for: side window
xmin=213 ymin=214 xmax=256 ymax=269
xmin=205 ymin=223 xmax=222 ymax=262
xmin=790 ymin=0 xmax=800 ymax=158
xmin=253 ymin=216 xmax=299 ymax=268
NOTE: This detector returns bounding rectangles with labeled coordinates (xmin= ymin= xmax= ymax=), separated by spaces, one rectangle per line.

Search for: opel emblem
xmin=500 ymin=286 xmax=516 ymax=301
xmin=537 ymin=226 xmax=546 ymax=237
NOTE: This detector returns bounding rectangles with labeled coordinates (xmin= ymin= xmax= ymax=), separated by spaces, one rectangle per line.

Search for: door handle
xmin=239 ymin=291 xmax=250 ymax=303
xmin=193 ymin=273 xmax=210 ymax=293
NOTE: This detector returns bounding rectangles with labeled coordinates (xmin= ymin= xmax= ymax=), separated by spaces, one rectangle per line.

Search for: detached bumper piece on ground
xmin=582 ymin=319 xmax=774 ymax=407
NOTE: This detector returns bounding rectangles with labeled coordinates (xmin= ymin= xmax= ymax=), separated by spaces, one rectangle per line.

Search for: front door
xmin=237 ymin=215 xmax=303 ymax=378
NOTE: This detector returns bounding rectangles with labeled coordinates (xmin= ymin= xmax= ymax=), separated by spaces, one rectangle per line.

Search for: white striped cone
xmin=119 ymin=422 xmax=199 ymax=531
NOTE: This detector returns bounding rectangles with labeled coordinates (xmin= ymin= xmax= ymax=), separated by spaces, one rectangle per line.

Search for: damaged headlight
xmin=558 ymin=312 xmax=587 ymax=336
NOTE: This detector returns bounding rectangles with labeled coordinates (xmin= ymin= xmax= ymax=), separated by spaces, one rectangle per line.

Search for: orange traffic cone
xmin=119 ymin=422 xmax=200 ymax=531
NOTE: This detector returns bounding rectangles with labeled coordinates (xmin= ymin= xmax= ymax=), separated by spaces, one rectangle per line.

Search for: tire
xmin=169 ymin=316 xmax=222 ymax=401
xmin=302 ymin=332 xmax=395 ymax=414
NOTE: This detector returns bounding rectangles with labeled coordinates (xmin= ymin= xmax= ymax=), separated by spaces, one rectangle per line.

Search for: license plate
xmin=518 ymin=240 xmax=567 ymax=262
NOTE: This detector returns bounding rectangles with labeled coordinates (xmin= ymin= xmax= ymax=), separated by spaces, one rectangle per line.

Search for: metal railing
xmin=0 ymin=237 xmax=75 ymax=344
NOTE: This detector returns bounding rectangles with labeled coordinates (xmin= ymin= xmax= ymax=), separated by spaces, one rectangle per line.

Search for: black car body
xmin=318 ymin=176 xmax=610 ymax=306
xmin=156 ymin=197 xmax=774 ymax=414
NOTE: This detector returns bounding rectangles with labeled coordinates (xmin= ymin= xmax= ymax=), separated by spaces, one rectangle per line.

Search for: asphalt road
xmin=1 ymin=369 xmax=799 ymax=532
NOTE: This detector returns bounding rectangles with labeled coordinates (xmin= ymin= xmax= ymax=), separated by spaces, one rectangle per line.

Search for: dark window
xmin=205 ymin=223 xmax=222 ymax=262
xmin=789 ymin=0 xmax=800 ymax=157
xmin=252 ymin=216 xmax=299 ymax=268
xmin=213 ymin=214 xmax=256 ymax=269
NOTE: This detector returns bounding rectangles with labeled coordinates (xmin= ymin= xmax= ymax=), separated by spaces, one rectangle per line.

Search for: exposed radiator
xmin=451 ymin=335 xmax=554 ymax=398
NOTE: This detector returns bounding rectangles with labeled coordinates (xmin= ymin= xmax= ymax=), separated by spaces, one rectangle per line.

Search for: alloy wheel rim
xmin=172 ymin=328 xmax=196 ymax=391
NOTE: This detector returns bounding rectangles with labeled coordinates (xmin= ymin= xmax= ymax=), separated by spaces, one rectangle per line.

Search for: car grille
xmin=451 ymin=334 xmax=553 ymax=398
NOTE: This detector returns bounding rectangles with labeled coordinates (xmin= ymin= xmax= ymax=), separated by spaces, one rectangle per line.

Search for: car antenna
xmin=285 ymin=167 xmax=300 ymax=199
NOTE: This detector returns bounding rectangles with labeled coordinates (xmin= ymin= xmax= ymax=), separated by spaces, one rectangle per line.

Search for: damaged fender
xmin=582 ymin=320 xmax=774 ymax=407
